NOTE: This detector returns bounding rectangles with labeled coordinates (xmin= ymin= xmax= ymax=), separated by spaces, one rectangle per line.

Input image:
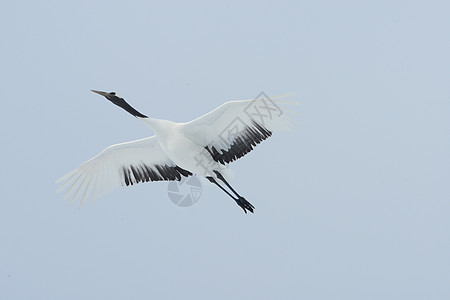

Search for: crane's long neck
xmin=106 ymin=93 xmax=174 ymax=136
xmin=109 ymin=95 xmax=148 ymax=118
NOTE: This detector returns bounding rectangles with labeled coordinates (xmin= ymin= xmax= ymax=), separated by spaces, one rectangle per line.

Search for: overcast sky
xmin=1 ymin=0 xmax=449 ymax=299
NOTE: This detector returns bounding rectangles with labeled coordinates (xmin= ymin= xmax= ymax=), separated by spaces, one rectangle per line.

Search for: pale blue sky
xmin=1 ymin=0 xmax=449 ymax=299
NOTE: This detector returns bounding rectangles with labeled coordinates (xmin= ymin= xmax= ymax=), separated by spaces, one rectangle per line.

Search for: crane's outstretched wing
xmin=56 ymin=136 xmax=192 ymax=207
xmin=182 ymin=94 xmax=295 ymax=165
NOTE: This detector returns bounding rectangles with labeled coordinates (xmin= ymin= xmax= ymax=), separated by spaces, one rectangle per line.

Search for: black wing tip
xmin=122 ymin=164 xmax=192 ymax=186
xmin=206 ymin=122 xmax=272 ymax=164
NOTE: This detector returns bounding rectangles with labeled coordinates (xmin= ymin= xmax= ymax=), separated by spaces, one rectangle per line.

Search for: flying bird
xmin=56 ymin=90 xmax=294 ymax=213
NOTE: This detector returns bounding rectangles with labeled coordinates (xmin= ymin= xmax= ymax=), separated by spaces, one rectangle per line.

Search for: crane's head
xmin=91 ymin=90 xmax=120 ymax=103
xmin=91 ymin=89 xmax=147 ymax=118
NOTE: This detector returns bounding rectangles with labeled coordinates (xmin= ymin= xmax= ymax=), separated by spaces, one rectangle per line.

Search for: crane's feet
xmin=235 ymin=197 xmax=255 ymax=214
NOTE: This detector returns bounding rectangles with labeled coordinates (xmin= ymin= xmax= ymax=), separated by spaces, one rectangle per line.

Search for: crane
xmin=56 ymin=90 xmax=294 ymax=213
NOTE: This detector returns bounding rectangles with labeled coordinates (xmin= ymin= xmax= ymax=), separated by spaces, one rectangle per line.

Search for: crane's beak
xmin=91 ymin=90 xmax=110 ymax=97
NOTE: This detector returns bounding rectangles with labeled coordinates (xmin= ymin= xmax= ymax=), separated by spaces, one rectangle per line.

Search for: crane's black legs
xmin=206 ymin=177 xmax=238 ymax=202
xmin=206 ymin=171 xmax=255 ymax=214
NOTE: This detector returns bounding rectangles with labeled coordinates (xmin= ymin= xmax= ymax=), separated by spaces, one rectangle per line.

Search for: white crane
xmin=56 ymin=90 xmax=294 ymax=213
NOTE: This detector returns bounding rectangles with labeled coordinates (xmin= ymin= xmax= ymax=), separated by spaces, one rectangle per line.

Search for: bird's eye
xmin=109 ymin=92 xmax=116 ymax=96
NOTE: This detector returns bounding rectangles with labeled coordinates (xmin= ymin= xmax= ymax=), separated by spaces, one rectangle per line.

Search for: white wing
xmin=56 ymin=136 xmax=192 ymax=207
xmin=182 ymin=94 xmax=295 ymax=164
